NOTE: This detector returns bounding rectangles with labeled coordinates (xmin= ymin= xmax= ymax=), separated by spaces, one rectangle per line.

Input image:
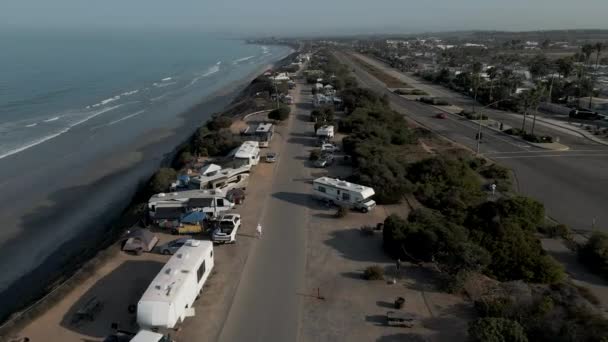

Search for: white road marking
xmin=493 ymin=153 xmax=608 ymax=159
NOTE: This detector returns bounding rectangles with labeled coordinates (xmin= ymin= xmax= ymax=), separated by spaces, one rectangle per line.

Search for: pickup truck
xmin=211 ymin=213 xmax=241 ymax=244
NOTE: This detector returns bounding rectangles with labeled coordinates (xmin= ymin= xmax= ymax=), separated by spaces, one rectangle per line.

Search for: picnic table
xmin=72 ymin=296 xmax=104 ymax=325
xmin=386 ymin=311 xmax=416 ymax=328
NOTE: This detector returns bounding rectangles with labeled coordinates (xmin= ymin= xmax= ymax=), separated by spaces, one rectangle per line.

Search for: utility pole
xmin=476 ymin=99 xmax=506 ymax=155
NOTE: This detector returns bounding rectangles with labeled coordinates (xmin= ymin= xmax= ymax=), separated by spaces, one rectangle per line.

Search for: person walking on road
xmin=256 ymin=223 xmax=263 ymax=238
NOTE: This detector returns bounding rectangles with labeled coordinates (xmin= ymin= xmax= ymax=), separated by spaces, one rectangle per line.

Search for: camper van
xmin=148 ymin=190 xmax=234 ymax=221
xmin=312 ymin=177 xmax=376 ymax=213
xmin=315 ymin=125 xmax=334 ymax=139
xmin=255 ymin=123 xmax=274 ymax=148
xmin=190 ymin=164 xmax=250 ymax=192
xmin=231 ymin=141 xmax=260 ymax=167
xmin=137 ymin=240 xmax=214 ymax=329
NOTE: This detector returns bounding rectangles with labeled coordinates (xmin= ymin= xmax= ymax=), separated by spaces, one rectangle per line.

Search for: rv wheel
xmin=128 ymin=304 xmax=136 ymax=314
xmin=361 ymin=207 xmax=369 ymax=213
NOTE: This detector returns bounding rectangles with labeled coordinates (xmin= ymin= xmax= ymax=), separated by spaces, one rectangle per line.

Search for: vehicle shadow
xmin=288 ymin=137 xmax=316 ymax=147
xmin=60 ymin=260 xmax=164 ymax=338
xmin=272 ymin=191 xmax=326 ymax=210
xmin=376 ymin=333 xmax=428 ymax=342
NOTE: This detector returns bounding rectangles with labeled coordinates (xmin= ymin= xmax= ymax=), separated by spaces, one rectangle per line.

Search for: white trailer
xmin=137 ymin=240 xmax=214 ymax=329
xmin=190 ymin=164 xmax=250 ymax=192
xmin=315 ymin=125 xmax=334 ymax=139
xmin=312 ymin=177 xmax=376 ymax=213
xmin=232 ymin=141 xmax=260 ymax=167
xmin=148 ymin=189 xmax=235 ymax=220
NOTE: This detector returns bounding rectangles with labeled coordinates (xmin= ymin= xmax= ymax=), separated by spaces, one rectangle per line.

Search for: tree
xmin=148 ymin=168 xmax=177 ymax=194
xmin=588 ymin=42 xmax=604 ymax=109
xmin=468 ymin=318 xmax=528 ymax=342
xmin=268 ymin=105 xmax=291 ymax=121
xmin=487 ymin=67 xmax=500 ymax=104
xmin=556 ymin=57 xmax=574 ymax=79
xmin=578 ymin=231 xmax=608 ymax=279
xmin=471 ymin=61 xmax=483 ymax=113
xmin=528 ymin=54 xmax=550 ymax=80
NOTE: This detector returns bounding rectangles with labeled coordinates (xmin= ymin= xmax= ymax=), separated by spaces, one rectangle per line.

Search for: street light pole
xmin=476 ymin=99 xmax=507 ymax=155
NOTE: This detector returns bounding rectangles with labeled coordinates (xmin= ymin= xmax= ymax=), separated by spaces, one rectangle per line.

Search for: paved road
xmin=217 ymin=82 xmax=311 ymax=342
xmin=337 ymin=51 xmax=608 ymax=231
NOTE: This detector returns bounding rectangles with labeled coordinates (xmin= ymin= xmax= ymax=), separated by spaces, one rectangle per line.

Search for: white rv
xmin=255 ymin=123 xmax=274 ymax=148
xmin=190 ymin=164 xmax=250 ymax=192
xmin=316 ymin=125 xmax=334 ymax=139
xmin=232 ymin=141 xmax=260 ymax=167
xmin=137 ymin=240 xmax=214 ymax=329
xmin=130 ymin=330 xmax=172 ymax=342
xmin=148 ymin=189 xmax=234 ymax=220
xmin=312 ymin=177 xmax=376 ymax=213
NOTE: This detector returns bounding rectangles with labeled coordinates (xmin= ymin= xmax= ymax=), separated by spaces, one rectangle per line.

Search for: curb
xmin=534 ymin=117 xmax=608 ymax=147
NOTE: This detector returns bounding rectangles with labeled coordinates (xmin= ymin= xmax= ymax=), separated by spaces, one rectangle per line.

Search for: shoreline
xmin=0 ymin=47 xmax=296 ymax=332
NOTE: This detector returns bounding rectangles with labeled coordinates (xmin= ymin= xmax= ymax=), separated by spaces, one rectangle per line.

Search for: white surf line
xmin=493 ymin=153 xmax=608 ymax=159
xmin=106 ymin=110 xmax=146 ymax=126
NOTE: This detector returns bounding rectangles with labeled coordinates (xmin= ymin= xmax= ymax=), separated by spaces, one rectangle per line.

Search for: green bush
xmin=578 ymin=231 xmax=608 ymax=279
xmin=479 ymin=164 xmax=510 ymax=180
xmin=148 ymin=168 xmax=177 ymax=194
xmin=193 ymin=129 xmax=241 ymax=156
xmin=309 ymin=149 xmax=321 ymax=161
xmin=522 ymin=133 xmax=554 ymax=143
xmin=538 ymin=224 xmax=571 ymax=239
xmin=468 ymin=318 xmax=528 ymax=342
xmin=475 ymin=297 xmax=515 ymax=318
xmin=335 ymin=206 xmax=348 ymax=218
xmin=363 ymin=266 xmax=384 ymax=280
xmin=504 ymin=128 xmax=524 ymax=136
xmin=206 ymin=115 xmax=233 ymax=131
xmin=269 ymin=105 xmax=291 ymax=121
xmin=461 ymin=110 xmax=489 ymax=120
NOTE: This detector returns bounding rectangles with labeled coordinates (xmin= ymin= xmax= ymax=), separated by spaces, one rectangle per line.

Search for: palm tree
xmin=471 ymin=61 xmax=483 ymax=113
xmin=556 ymin=57 xmax=574 ymax=79
xmin=487 ymin=67 xmax=499 ymax=105
xmin=530 ymin=85 xmax=546 ymax=135
xmin=588 ymin=43 xmax=604 ymax=108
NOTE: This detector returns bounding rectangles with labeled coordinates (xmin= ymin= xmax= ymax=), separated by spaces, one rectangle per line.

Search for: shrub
xmin=522 ymin=134 xmax=554 ymax=143
xmin=479 ymin=164 xmax=510 ymax=180
xmin=309 ymin=149 xmax=321 ymax=161
xmin=538 ymin=224 xmax=571 ymax=239
xmin=461 ymin=110 xmax=489 ymax=120
xmin=468 ymin=318 xmax=528 ymax=342
xmin=363 ymin=266 xmax=384 ymax=280
xmin=193 ymin=129 xmax=241 ymax=156
xmin=475 ymin=297 xmax=515 ymax=318
xmin=206 ymin=115 xmax=233 ymax=131
xmin=148 ymin=168 xmax=177 ymax=194
xmin=504 ymin=128 xmax=524 ymax=136
xmin=578 ymin=231 xmax=608 ymax=279
xmin=269 ymin=105 xmax=291 ymax=121
xmin=335 ymin=206 xmax=348 ymax=218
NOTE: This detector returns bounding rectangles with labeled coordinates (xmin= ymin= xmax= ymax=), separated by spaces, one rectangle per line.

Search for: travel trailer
xmin=231 ymin=141 xmax=260 ymax=167
xmin=148 ymin=189 xmax=234 ymax=222
xmin=137 ymin=240 xmax=214 ymax=329
xmin=312 ymin=177 xmax=376 ymax=213
xmin=190 ymin=164 xmax=250 ymax=192
xmin=315 ymin=125 xmax=334 ymax=139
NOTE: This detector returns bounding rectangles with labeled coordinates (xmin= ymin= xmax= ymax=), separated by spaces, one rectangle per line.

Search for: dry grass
xmin=351 ymin=57 xmax=410 ymax=88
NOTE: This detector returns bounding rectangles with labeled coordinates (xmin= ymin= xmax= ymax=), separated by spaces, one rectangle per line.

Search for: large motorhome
xmin=137 ymin=240 xmax=214 ymax=329
xmin=312 ymin=177 xmax=376 ymax=213
xmin=231 ymin=141 xmax=260 ymax=167
xmin=190 ymin=164 xmax=250 ymax=192
xmin=148 ymin=189 xmax=234 ymax=222
xmin=255 ymin=123 xmax=274 ymax=148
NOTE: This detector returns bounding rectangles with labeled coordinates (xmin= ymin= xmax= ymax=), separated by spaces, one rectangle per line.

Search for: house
xmin=137 ymin=240 xmax=214 ymax=329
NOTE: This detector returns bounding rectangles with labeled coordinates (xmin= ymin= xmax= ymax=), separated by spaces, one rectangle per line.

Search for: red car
xmin=435 ymin=113 xmax=447 ymax=119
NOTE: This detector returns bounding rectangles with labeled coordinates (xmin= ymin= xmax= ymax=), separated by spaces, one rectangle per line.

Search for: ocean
xmin=0 ymin=29 xmax=292 ymax=320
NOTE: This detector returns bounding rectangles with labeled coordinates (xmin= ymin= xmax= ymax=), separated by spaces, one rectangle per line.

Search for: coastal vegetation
xmin=268 ymin=105 xmax=291 ymax=121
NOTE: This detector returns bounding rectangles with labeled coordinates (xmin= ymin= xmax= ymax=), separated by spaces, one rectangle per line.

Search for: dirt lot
xmin=11 ymin=112 xmax=285 ymax=342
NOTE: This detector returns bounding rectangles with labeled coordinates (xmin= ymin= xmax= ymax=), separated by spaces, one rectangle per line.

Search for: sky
xmin=2 ymin=0 xmax=608 ymax=36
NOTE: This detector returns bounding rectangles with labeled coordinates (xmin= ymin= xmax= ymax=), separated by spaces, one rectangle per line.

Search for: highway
xmin=336 ymin=51 xmax=608 ymax=231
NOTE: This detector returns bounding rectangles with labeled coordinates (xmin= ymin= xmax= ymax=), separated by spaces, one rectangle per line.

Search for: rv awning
xmin=181 ymin=211 xmax=207 ymax=224
xmin=200 ymin=164 xmax=222 ymax=176
xmin=153 ymin=207 xmax=184 ymax=220
xmin=187 ymin=197 xmax=214 ymax=208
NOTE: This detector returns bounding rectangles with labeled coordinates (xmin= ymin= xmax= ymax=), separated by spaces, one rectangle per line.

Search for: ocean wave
xmin=121 ymin=89 xmax=139 ymax=96
xmin=0 ymin=105 xmax=123 ymax=160
xmin=162 ymin=77 xmax=172 ymax=82
xmin=43 ymin=116 xmax=60 ymax=123
xmin=233 ymin=55 xmax=255 ymax=64
xmin=186 ymin=62 xmax=222 ymax=88
xmin=25 ymin=123 xmax=38 ymax=128
xmin=106 ymin=110 xmax=146 ymax=126
xmin=151 ymin=93 xmax=170 ymax=101
xmin=153 ymin=82 xmax=177 ymax=88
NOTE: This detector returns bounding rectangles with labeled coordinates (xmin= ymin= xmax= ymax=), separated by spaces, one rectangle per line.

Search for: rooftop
xmin=314 ymin=177 xmax=375 ymax=196
xmin=139 ymin=240 xmax=212 ymax=304
xmin=149 ymin=189 xmax=225 ymax=205
xmin=234 ymin=141 xmax=259 ymax=159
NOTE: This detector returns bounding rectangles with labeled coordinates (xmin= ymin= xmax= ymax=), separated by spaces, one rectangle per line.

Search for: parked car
xmin=321 ymin=143 xmax=340 ymax=153
xmin=159 ymin=238 xmax=190 ymax=255
xmin=211 ymin=214 xmax=241 ymax=244
xmin=314 ymin=154 xmax=334 ymax=168
xmin=435 ymin=113 xmax=447 ymax=119
xmin=265 ymin=152 xmax=278 ymax=163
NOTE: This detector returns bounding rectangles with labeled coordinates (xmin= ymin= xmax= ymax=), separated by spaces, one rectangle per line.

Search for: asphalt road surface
xmin=217 ymin=82 xmax=311 ymax=342
xmin=337 ymin=51 xmax=608 ymax=231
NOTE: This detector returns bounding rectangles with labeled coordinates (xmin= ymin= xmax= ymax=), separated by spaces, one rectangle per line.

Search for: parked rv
xmin=148 ymin=189 xmax=234 ymax=223
xmin=190 ymin=164 xmax=250 ymax=192
xmin=255 ymin=123 xmax=274 ymax=148
xmin=312 ymin=177 xmax=376 ymax=213
xmin=231 ymin=141 xmax=261 ymax=167
xmin=316 ymin=125 xmax=334 ymax=139
xmin=211 ymin=213 xmax=241 ymax=244
xmin=138 ymin=240 xmax=214 ymax=329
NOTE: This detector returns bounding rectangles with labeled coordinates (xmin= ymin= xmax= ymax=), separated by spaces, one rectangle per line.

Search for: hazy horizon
xmin=3 ymin=0 xmax=608 ymax=36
